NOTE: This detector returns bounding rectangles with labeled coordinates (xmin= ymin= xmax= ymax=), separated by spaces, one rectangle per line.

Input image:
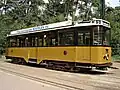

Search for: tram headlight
xmin=103 ymin=49 xmax=109 ymax=60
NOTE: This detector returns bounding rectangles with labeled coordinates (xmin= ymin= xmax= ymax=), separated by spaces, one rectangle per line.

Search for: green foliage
xmin=0 ymin=0 xmax=120 ymax=57
xmin=105 ymin=6 xmax=120 ymax=55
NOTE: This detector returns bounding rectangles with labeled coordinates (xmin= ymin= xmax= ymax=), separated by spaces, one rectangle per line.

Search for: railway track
xmin=0 ymin=60 xmax=120 ymax=90
xmin=0 ymin=65 xmax=83 ymax=90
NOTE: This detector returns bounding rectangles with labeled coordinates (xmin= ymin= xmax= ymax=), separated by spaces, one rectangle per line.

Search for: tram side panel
xmin=90 ymin=47 xmax=112 ymax=66
xmin=28 ymin=48 xmax=37 ymax=59
xmin=6 ymin=48 xmax=29 ymax=62
xmin=75 ymin=46 xmax=91 ymax=64
xmin=37 ymin=47 xmax=76 ymax=64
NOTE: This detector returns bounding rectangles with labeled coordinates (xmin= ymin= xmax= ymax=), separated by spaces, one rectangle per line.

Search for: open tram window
xmin=58 ymin=30 xmax=74 ymax=46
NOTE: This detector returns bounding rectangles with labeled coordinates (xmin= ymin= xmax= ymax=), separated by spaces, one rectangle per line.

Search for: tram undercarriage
xmin=6 ymin=55 xmax=112 ymax=72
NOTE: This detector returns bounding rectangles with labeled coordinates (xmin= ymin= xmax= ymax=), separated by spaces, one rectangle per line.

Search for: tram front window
xmin=103 ymin=28 xmax=110 ymax=46
xmin=93 ymin=27 xmax=110 ymax=46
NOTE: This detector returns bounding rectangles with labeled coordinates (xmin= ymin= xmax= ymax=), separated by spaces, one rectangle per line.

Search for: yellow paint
xmin=6 ymin=46 xmax=111 ymax=65
xmin=37 ymin=47 xmax=76 ymax=64
xmin=91 ymin=47 xmax=111 ymax=64
xmin=7 ymin=48 xmax=29 ymax=62
xmin=76 ymin=47 xmax=91 ymax=63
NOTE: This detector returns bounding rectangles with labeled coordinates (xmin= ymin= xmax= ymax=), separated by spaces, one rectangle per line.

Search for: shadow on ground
xmin=5 ymin=60 xmax=116 ymax=75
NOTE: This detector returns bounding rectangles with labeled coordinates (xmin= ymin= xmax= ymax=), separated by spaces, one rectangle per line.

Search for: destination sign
xmin=10 ymin=20 xmax=72 ymax=35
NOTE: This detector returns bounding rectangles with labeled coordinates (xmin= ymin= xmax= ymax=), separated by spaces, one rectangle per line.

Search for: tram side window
xmin=7 ymin=38 xmax=10 ymax=47
xmin=52 ymin=39 xmax=56 ymax=46
xmin=59 ymin=31 xmax=74 ymax=45
xmin=32 ymin=37 xmax=35 ymax=47
xmin=38 ymin=37 xmax=43 ymax=47
xmin=35 ymin=37 xmax=38 ymax=47
xmin=43 ymin=32 xmax=57 ymax=47
xmin=16 ymin=36 xmax=25 ymax=47
xmin=103 ymin=28 xmax=110 ymax=46
xmin=78 ymin=33 xmax=84 ymax=45
xmin=93 ymin=28 xmax=103 ymax=45
xmin=9 ymin=37 xmax=17 ymax=47
xmin=25 ymin=37 xmax=28 ymax=47
xmin=78 ymin=32 xmax=90 ymax=45
xmin=25 ymin=37 xmax=31 ymax=47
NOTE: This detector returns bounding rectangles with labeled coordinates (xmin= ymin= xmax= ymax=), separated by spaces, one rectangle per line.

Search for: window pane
xmin=59 ymin=31 xmax=74 ymax=45
xmin=93 ymin=30 xmax=102 ymax=45
xmin=10 ymin=37 xmax=16 ymax=47
xmin=38 ymin=38 xmax=43 ymax=47
xmin=78 ymin=33 xmax=84 ymax=45
xmin=35 ymin=37 xmax=38 ymax=47
xmin=93 ymin=27 xmax=110 ymax=46
xmin=103 ymin=29 xmax=110 ymax=45
xmin=78 ymin=32 xmax=90 ymax=45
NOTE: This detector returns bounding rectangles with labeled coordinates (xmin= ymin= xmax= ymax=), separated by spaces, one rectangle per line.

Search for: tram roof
xmin=8 ymin=19 xmax=110 ymax=36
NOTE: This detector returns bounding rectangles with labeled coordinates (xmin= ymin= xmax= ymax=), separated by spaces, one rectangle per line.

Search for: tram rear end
xmin=75 ymin=23 xmax=112 ymax=70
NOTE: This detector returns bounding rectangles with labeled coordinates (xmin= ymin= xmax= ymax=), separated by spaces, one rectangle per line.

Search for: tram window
xmin=25 ymin=37 xmax=31 ymax=47
xmin=17 ymin=36 xmax=25 ymax=47
xmin=35 ymin=37 xmax=38 ymax=47
xmin=103 ymin=28 xmax=110 ymax=45
xmin=7 ymin=38 xmax=10 ymax=47
xmin=93 ymin=27 xmax=104 ymax=45
xmin=52 ymin=39 xmax=56 ymax=46
xmin=17 ymin=39 xmax=20 ymax=47
xmin=93 ymin=31 xmax=102 ymax=45
xmin=59 ymin=31 xmax=74 ymax=45
xmin=44 ymin=37 xmax=51 ymax=46
xmin=9 ymin=37 xmax=17 ymax=47
xmin=38 ymin=38 xmax=43 ymax=47
xmin=78 ymin=33 xmax=84 ymax=45
xmin=43 ymin=32 xmax=57 ymax=47
xmin=78 ymin=32 xmax=90 ymax=45
xmin=32 ymin=37 xmax=35 ymax=47
xmin=85 ymin=32 xmax=90 ymax=45
xmin=25 ymin=37 xmax=28 ymax=47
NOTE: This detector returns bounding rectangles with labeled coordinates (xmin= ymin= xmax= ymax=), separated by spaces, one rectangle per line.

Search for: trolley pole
xmin=100 ymin=0 xmax=105 ymax=19
xmin=72 ymin=0 xmax=78 ymax=25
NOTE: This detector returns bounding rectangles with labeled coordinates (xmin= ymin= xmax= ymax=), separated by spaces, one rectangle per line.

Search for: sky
xmin=106 ymin=0 xmax=120 ymax=7
xmin=43 ymin=0 xmax=120 ymax=8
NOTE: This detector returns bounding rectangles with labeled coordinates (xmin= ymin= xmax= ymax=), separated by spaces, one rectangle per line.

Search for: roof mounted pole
xmin=72 ymin=0 xmax=78 ymax=25
xmin=100 ymin=0 xmax=105 ymax=19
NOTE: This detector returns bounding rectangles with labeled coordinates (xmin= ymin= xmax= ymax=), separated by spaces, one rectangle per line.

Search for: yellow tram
xmin=5 ymin=19 xmax=112 ymax=70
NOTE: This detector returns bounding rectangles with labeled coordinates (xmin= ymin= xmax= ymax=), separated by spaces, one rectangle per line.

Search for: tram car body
xmin=5 ymin=19 xmax=112 ymax=70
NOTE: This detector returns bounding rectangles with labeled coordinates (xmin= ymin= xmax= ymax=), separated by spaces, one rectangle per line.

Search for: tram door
xmin=77 ymin=31 xmax=91 ymax=63
xmin=27 ymin=36 xmax=38 ymax=63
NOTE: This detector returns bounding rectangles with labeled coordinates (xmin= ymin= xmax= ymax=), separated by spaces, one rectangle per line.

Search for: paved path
xmin=0 ymin=70 xmax=64 ymax=90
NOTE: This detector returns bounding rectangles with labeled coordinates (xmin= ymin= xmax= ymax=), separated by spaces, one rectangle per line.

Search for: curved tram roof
xmin=8 ymin=19 xmax=110 ymax=37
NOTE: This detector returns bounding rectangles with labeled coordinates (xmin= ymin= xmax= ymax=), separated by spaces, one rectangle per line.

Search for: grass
xmin=112 ymin=55 xmax=120 ymax=61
